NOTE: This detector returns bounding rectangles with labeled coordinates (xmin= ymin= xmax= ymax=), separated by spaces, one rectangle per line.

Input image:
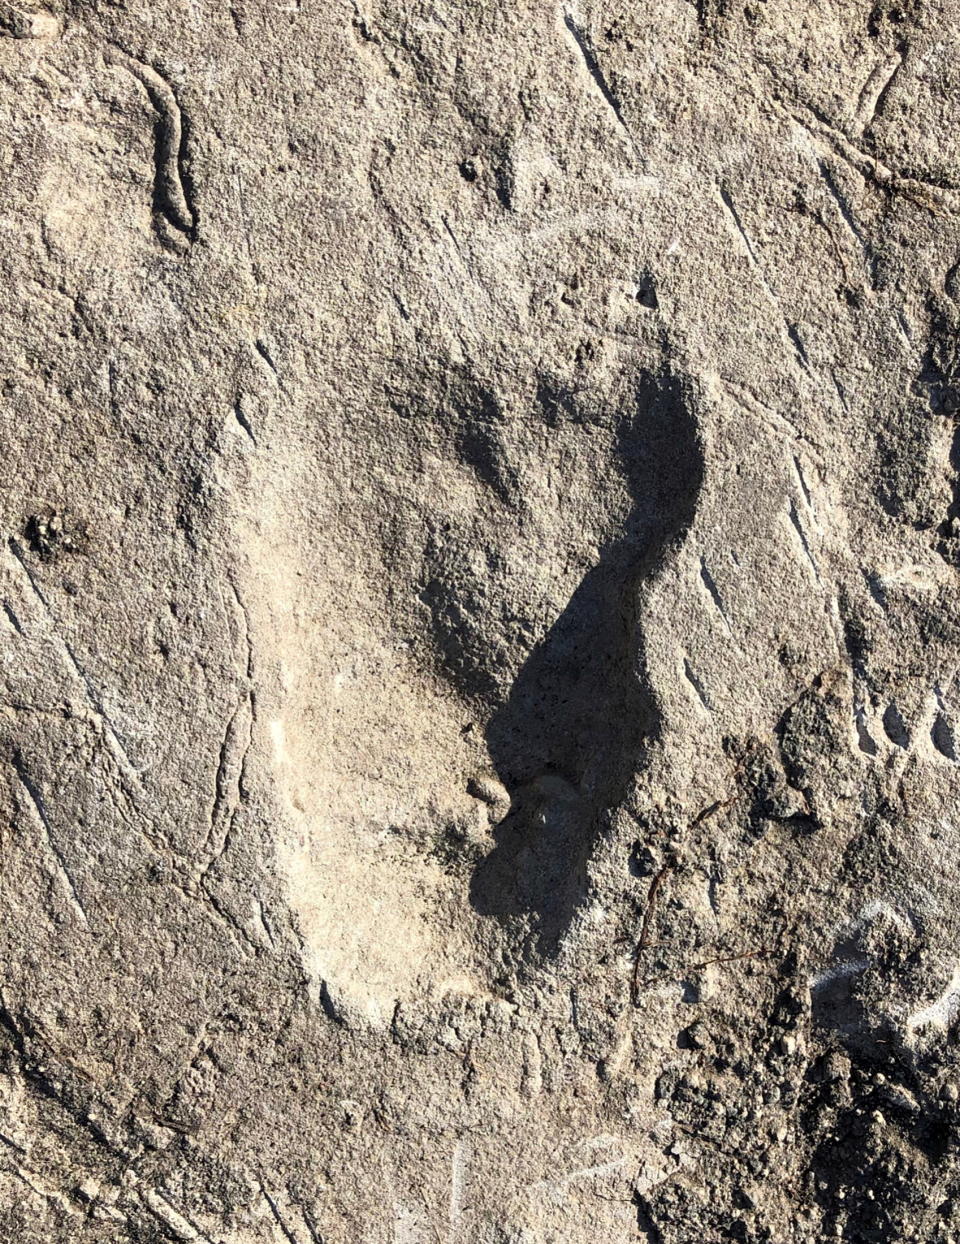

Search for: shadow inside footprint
xmin=469 ymin=370 xmax=703 ymax=951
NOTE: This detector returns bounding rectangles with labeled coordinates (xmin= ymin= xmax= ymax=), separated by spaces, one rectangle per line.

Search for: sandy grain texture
xmin=3 ymin=0 xmax=960 ymax=1239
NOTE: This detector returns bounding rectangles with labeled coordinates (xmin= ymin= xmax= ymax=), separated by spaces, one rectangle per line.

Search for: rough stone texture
xmin=3 ymin=0 xmax=960 ymax=1240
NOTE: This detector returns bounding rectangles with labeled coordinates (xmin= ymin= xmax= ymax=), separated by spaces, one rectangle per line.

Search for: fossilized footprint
xmin=243 ymin=352 xmax=703 ymax=1022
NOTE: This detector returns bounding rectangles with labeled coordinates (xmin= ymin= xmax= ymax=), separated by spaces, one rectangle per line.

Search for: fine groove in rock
xmin=561 ymin=10 xmax=634 ymax=145
xmin=10 ymin=750 xmax=89 ymax=925
xmin=105 ymin=44 xmax=197 ymax=246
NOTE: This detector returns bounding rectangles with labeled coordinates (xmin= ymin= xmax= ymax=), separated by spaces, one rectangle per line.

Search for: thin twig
xmin=630 ymin=774 xmax=747 ymax=1005
xmin=690 ymin=947 xmax=770 ymax=970
xmin=631 ymin=862 xmax=674 ymax=1005
xmin=639 ymin=947 xmax=773 ymax=992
